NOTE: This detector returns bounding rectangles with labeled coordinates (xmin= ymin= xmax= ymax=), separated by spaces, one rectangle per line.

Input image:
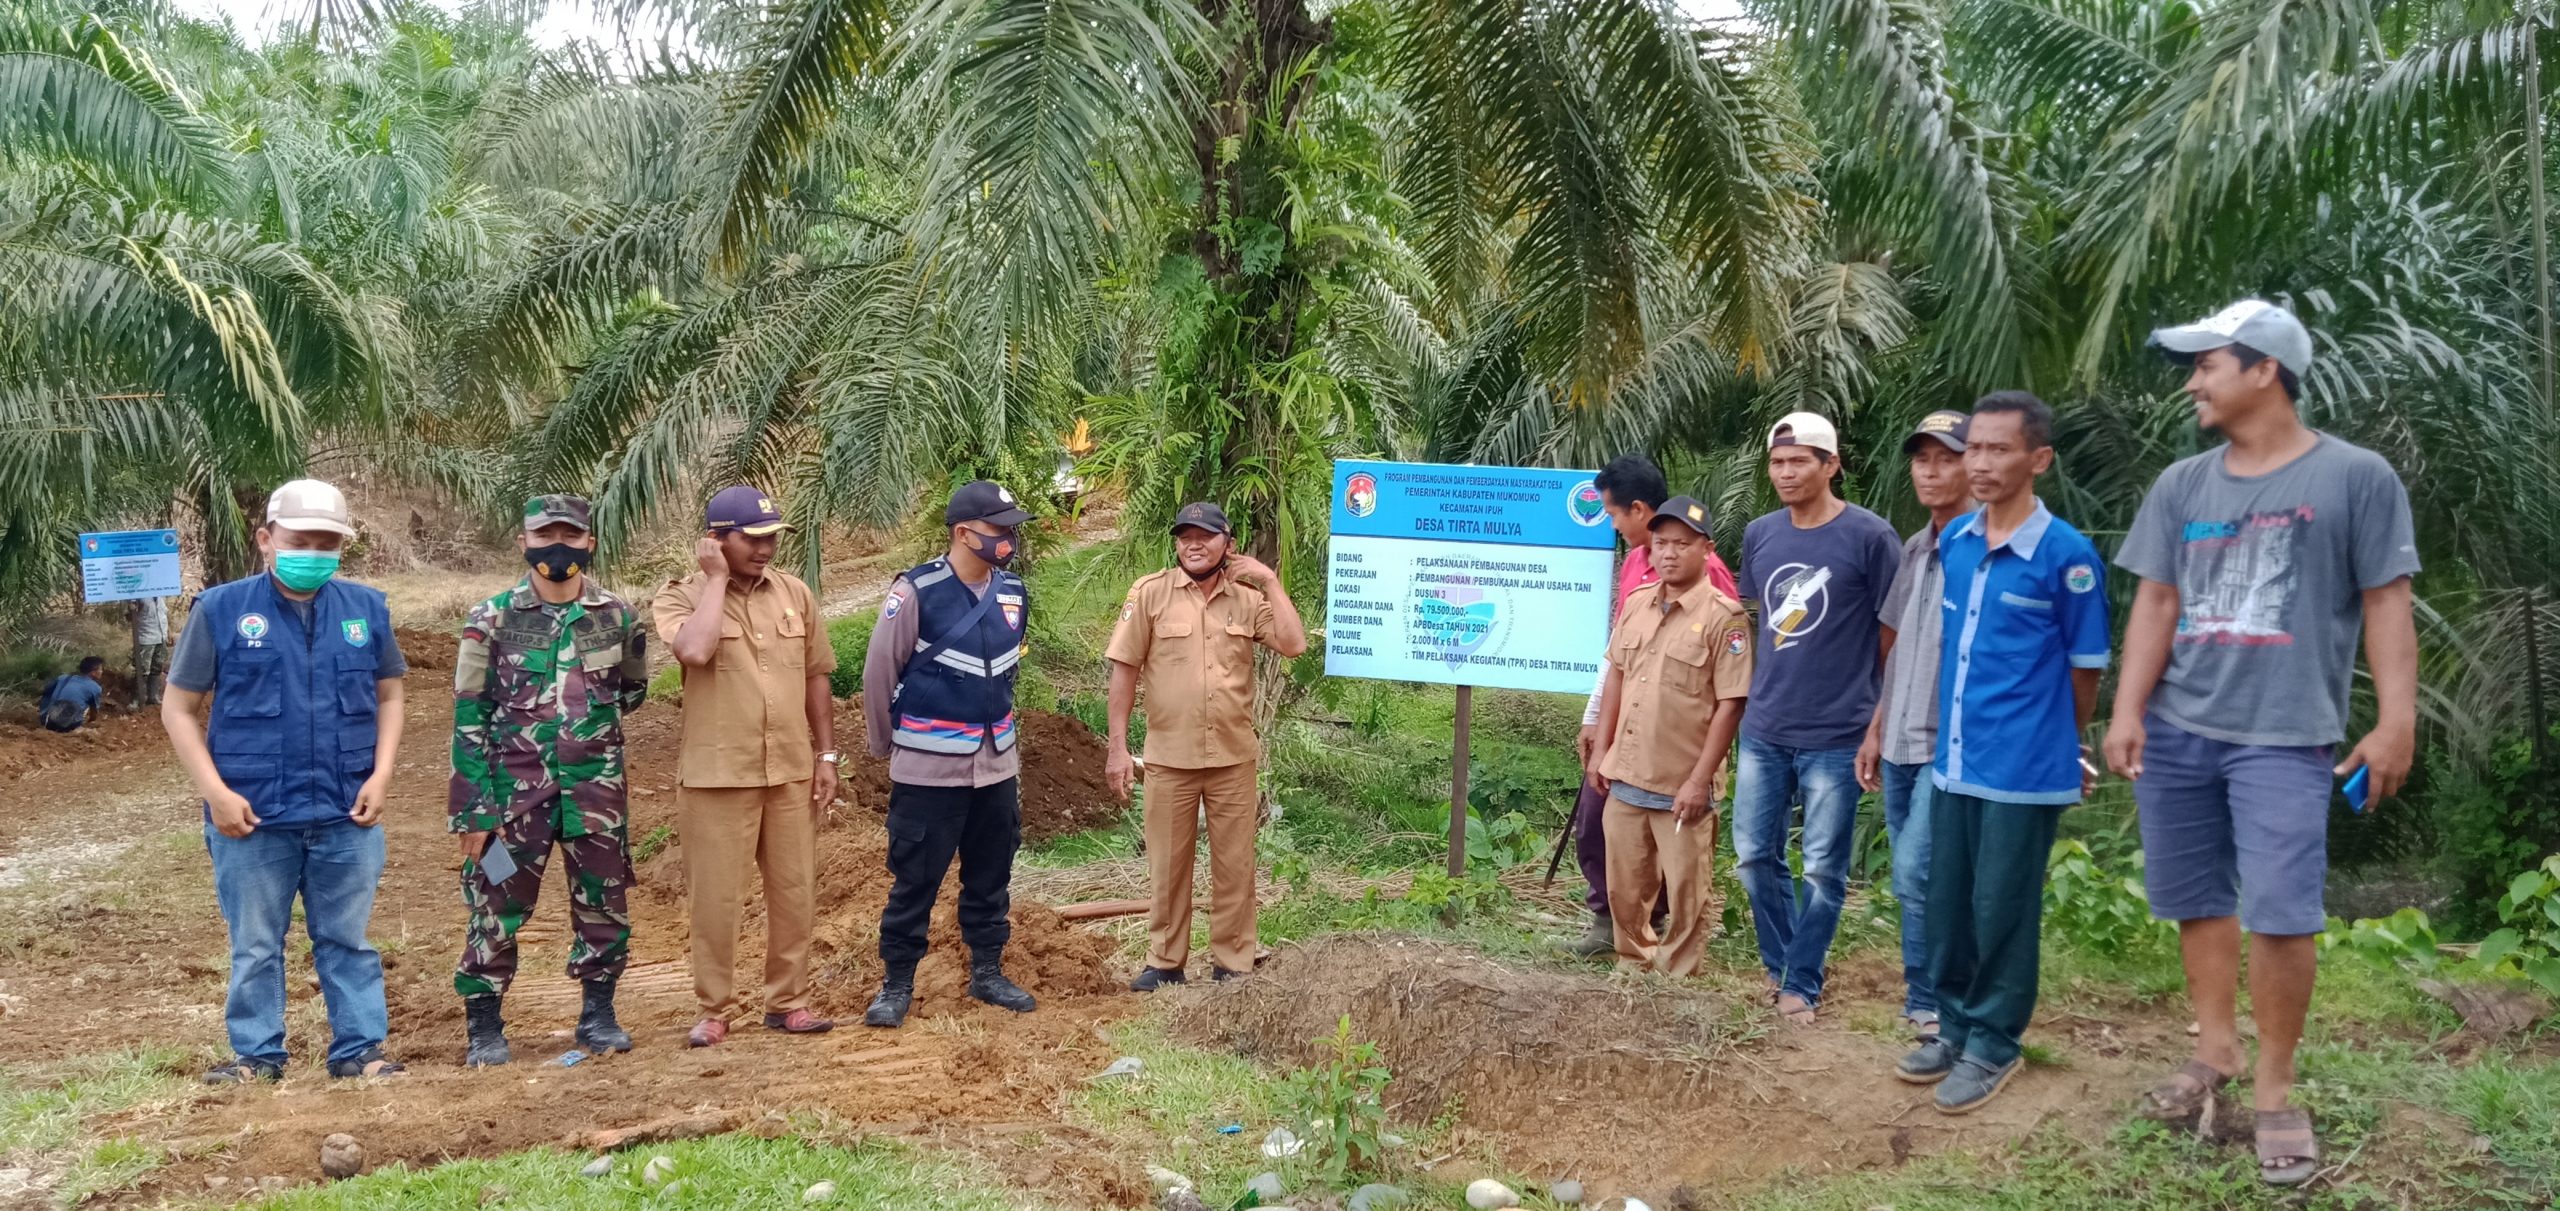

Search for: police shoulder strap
xmin=903 ymin=577 xmax=1005 ymax=679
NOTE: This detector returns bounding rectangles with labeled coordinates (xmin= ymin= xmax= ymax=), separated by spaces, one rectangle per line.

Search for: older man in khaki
xmin=1588 ymin=496 xmax=1753 ymax=978
xmin=1106 ymin=503 xmax=1307 ymax=990
xmin=652 ymin=485 xmax=839 ymax=1047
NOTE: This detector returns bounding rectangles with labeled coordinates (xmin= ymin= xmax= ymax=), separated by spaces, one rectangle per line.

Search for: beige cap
xmin=1767 ymin=411 xmax=1839 ymax=457
xmin=267 ymin=479 xmax=355 ymax=536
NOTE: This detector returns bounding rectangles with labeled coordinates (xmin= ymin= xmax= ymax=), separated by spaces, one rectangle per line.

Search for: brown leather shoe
xmin=762 ymin=1008 xmax=835 ymax=1034
xmin=685 ymin=1017 xmax=729 ymax=1048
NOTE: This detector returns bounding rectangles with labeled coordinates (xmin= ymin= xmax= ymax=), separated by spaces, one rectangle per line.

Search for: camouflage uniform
xmin=450 ymin=498 xmax=649 ymax=998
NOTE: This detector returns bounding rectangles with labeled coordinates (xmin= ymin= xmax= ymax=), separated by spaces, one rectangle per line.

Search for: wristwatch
xmin=818 ymin=750 xmax=840 ymax=765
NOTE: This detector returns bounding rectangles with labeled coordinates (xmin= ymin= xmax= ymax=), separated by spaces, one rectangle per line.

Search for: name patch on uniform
xmin=342 ymin=619 xmax=370 ymax=647
xmin=237 ymin=613 xmax=269 ymax=641
xmin=997 ymin=593 xmax=1024 ymax=605
xmin=1725 ymin=627 xmax=1748 ymax=656
xmin=2065 ymin=564 xmax=2097 ymax=594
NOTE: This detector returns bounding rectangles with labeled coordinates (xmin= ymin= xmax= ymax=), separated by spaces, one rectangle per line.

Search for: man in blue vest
xmin=160 ymin=479 xmax=410 ymax=1083
xmin=858 ymin=480 xmax=1040 ymax=1028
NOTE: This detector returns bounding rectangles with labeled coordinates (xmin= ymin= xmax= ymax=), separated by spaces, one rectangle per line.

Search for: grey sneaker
xmin=1933 ymin=1053 xmax=2021 ymax=1114
xmin=1896 ymin=1037 xmax=1955 ymax=1084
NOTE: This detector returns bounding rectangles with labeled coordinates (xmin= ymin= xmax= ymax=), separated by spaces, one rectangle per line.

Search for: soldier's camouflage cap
xmin=523 ymin=494 xmax=593 ymax=533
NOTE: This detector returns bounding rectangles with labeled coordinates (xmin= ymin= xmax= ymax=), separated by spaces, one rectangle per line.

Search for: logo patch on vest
xmin=1002 ymin=603 xmax=1022 ymax=630
xmin=342 ymin=619 xmax=370 ymax=647
xmin=237 ymin=613 xmax=269 ymax=641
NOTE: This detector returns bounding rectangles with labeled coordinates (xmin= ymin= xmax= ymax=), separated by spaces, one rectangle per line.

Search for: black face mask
xmin=962 ymin=526 xmax=1019 ymax=569
xmin=524 ymin=541 xmax=591 ymax=583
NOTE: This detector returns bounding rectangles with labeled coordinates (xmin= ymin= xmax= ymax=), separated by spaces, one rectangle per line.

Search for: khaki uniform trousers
xmin=1602 ymin=793 xmax=1721 ymax=977
xmin=679 ymin=781 xmax=815 ymax=1019
xmin=1143 ymin=761 xmax=1259 ymax=973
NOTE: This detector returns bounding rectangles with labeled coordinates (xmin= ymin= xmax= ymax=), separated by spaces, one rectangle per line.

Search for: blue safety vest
xmin=889 ymin=559 xmax=1026 ymax=754
xmin=196 ymin=573 xmax=393 ymax=828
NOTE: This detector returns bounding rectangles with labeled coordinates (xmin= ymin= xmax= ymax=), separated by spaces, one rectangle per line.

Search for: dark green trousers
xmin=1923 ymin=790 xmax=2061 ymax=1067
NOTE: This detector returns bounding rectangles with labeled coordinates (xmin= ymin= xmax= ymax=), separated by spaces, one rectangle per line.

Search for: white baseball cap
xmin=1767 ymin=411 xmax=1839 ymax=458
xmin=2148 ymin=299 xmax=2315 ymax=375
xmin=267 ymin=479 xmax=356 ymax=536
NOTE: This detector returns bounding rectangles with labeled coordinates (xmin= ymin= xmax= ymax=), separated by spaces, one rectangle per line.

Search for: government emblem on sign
xmin=1567 ymin=480 xmax=1607 ymax=526
xmin=237 ymin=613 xmax=269 ymax=640
xmin=343 ymin=619 xmax=370 ymax=647
xmin=1345 ymin=472 xmax=1378 ymax=518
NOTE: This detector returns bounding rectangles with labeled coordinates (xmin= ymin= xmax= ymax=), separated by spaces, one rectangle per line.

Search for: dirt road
xmin=0 ymin=640 xmax=1151 ymax=1205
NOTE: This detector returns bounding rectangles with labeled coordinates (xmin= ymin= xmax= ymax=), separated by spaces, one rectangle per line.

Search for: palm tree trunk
xmin=2526 ymin=0 xmax=2555 ymax=422
xmin=1190 ymin=0 xmax=1331 ymax=568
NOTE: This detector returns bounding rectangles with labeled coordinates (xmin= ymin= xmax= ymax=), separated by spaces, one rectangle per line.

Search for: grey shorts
xmin=2133 ymin=712 xmax=2335 ymax=936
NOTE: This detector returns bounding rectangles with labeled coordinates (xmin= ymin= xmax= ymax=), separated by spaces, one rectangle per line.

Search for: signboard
xmin=1323 ymin=460 xmax=1616 ymax=695
xmin=78 ymin=529 xmax=182 ymax=603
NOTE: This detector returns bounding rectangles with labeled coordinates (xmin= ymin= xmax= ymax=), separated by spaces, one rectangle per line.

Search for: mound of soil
xmin=835 ymin=701 xmax=1121 ymax=843
xmin=1168 ymin=936 xmax=2132 ymax=1203
xmin=394 ymin=625 xmax=456 ymax=671
xmin=0 ymin=709 xmax=165 ymax=782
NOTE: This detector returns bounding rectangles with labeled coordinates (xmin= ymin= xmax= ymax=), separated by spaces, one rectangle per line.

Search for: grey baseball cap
xmin=2148 ymin=299 xmax=2314 ymax=376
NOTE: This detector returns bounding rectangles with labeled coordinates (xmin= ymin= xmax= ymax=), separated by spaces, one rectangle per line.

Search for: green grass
xmin=1067 ymin=1019 xmax=1480 ymax=1210
xmin=0 ymin=1047 xmax=197 ymax=1203
xmin=261 ymin=1134 xmax=1044 ymax=1210
xmin=632 ymin=822 xmax=677 ymax=863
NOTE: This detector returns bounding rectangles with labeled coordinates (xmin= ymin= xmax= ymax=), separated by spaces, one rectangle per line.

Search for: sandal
xmin=2137 ymin=1059 xmax=2233 ymax=1121
xmin=326 ymin=1050 xmax=407 ymax=1079
xmin=202 ymin=1059 xmax=283 ymax=1086
xmin=2255 ymin=1105 xmax=2319 ymax=1187
xmin=1774 ymin=992 xmax=1817 ymax=1026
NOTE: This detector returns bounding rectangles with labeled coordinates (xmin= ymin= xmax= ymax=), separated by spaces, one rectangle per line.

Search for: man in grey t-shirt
xmin=2102 ymin=300 xmax=2419 ymax=1188
xmin=1854 ymin=410 xmax=1973 ymax=1038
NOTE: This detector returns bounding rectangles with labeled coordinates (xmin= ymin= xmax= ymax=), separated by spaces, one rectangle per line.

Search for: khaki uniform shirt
xmin=1104 ymin=569 xmax=1278 ymax=770
xmin=651 ymin=570 xmax=836 ymax=789
xmin=1597 ymin=578 xmax=1753 ymax=797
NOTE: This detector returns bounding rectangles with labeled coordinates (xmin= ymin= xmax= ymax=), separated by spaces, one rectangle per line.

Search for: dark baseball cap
xmin=523 ymin=494 xmax=592 ymax=533
xmin=704 ymin=485 xmax=790 ymax=536
xmin=1648 ymin=495 xmax=1713 ymax=536
xmin=1904 ymin=410 xmax=1969 ymax=454
xmin=946 ymin=480 xmax=1032 ymax=528
xmin=1170 ymin=502 xmax=1231 ymax=535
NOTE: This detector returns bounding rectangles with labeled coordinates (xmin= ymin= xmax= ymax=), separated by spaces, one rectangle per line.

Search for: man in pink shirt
xmin=1563 ymin=455 xmax=1738 ymax=956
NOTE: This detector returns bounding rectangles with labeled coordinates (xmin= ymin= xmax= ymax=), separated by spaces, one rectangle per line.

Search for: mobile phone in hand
xmin=2342 ymin=766 xmax=2370 ymax=814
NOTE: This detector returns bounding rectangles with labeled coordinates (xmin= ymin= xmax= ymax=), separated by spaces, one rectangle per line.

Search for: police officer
xmin=858 ymin=480 xmax=1040 ymax=1027
xmin=1107 ymin=502 xmax=1306 ymax=989
xmin=450 ymin=496 xmax=649 ymax=1066
xmin=161 ymin=479 xmax=409 ymax=1083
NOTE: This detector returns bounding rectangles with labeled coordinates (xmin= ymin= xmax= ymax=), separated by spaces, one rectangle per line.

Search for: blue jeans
xmin=1733 ymin=737 xmax=1861 ymax=1005
xmin=205 ymin=820 xmax=388 ymax=1066
xmin=1880 ymin=760 xmax=1939 ymax=1020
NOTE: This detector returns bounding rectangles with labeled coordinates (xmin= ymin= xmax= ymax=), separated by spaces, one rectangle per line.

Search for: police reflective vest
xmin=195 ymin=573 xmax=392 ymax=828
xmin=889 ymin=559 xmax=1026 ymax=754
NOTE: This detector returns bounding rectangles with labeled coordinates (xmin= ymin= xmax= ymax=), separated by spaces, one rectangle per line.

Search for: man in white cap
xmin=162 ymin=479 xmax=410 ymax=1083
xmin=2105 ymin=300 xmax=2418 ymax=1186
xmin=1732 ymin=412 xmax=1905 ymax=1026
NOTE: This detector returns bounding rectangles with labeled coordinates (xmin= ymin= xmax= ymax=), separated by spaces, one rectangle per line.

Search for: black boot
xmin=967 ymin=949 xmax=1037 ymax=1013
xmin=576 ymin=977 xmax=632 ymax=1053
xmin=864 ymin=962 xmax=915 ymax=1029
xmin=464 ymin=995 xmax=511 ymax=1067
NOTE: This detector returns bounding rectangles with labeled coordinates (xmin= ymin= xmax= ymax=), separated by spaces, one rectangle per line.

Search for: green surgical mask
xmin=272 ymin=550 xmax=341 ymax=592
